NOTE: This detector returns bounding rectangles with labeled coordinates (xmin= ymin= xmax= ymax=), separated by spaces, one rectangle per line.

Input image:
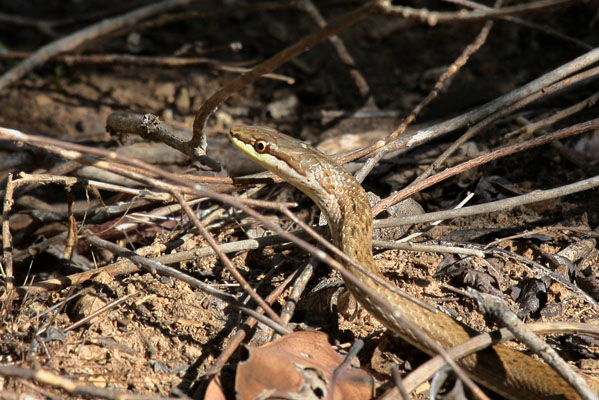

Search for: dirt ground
xmin=1 ymin=1 xmax=599 ymax=399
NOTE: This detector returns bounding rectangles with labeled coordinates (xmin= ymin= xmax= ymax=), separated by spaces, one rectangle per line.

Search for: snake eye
xmin=254 ymin=140 xmax=268 ymax=153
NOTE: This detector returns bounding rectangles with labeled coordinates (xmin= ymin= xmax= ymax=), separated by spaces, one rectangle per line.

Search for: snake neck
xmin=335 ymin=191 xmax=376 ymax=275
xmin=229 ymin=127 xmax=599 ymax=399
xmin=309 ymin=165 xmax=378 ymax=278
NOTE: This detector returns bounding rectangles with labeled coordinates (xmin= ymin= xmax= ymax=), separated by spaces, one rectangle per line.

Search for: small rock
xmin=266 ymin=95 xmax=298 ymax=120
xmin=215 ymin=110 xmax=233 ymax=127
xmin=35 ymin=94 xmax=53 ymax=106
xmin=580 ymin=359 xmax=599 ymax=370
xmin=155 ymin=82 xmax=176 ymax=102
xmin=175 ymin=87 xmax=191 ymax=114
xmin=161 ymin=108 xmax=173 ymax=121
xmin=70 ymin=293 xmax=107 ymax=321
xmin=185 ymin=344 xmax=203 ymax=359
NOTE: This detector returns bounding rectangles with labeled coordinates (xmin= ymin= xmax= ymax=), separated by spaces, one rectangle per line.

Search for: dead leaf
xmin=205 ymin=376 xmax=226 ymax=400
xmin=235 ymin=331 xmax=374 ymax=400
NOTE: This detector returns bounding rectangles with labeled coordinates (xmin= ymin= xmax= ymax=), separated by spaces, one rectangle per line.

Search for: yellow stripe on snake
xmin=229 ymin=125 xmax=599 ymax=399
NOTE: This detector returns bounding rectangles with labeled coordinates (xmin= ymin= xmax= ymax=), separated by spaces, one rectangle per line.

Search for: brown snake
xmin=229 ymin=125 xmax=599 ymax=399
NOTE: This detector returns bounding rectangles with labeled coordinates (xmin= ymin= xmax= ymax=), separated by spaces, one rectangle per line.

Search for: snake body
xmin=229 ymin=125 xmax=597 ymax=399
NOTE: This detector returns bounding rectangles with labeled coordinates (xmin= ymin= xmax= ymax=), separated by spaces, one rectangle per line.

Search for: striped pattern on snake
xmin=229 ymin=125 xmax=599 ymax=399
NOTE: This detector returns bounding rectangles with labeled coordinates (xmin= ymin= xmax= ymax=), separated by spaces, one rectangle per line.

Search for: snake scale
xmin=229 ymin=125 xmax=599 ymax=399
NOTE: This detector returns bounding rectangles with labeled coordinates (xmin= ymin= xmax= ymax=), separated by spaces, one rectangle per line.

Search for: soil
xmin=1 ymin=1 xmax=599 ymax=399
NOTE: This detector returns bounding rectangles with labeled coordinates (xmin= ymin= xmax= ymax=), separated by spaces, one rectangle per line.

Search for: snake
xmin=229 ymin=125 xmax=598 ymax=399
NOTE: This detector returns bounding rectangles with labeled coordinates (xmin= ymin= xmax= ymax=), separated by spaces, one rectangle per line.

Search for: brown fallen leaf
xmin=205 ymin=376 xmax=227 ymax=400
xmin=235 ymin=331 xmax=374 ymax=400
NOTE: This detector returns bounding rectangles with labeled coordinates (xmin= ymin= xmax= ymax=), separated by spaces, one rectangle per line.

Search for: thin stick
xmin=1 ymin=173 xmax=15 ymax=290
xmin=64 ymin=294 xmax=135 ymax=332
xmin=372 ymin=241 xmax=484 ymax=257
xmin=206 ymin=268 xmax=300 ymax=377
xmin=373 ymin=117 xmax=599 ymax=215
xmin=469 ymin=290 xmax=596 ymax=400
xmin=173 ymin=192 xmax=285 ymax=326
xmin=191 ymin=1 xmax=383 ymax=151
xmin=409 ymin=68 xmax=599 ymax=188
xmin=86 ymin=235 xmax=291 ymax=336
xmin=340 ymin=46 xmax=599 ymax=164
xmin=300 ymin=0 xmax=370 ymax=97
xmin=0 ymin=365 xmax=188 ymax=400
xmin=382 ymin=321 xmax=599 ymax=398
xmin=380 ymin=0 xmax=581 ymax=25
xmin=0 ymin=0 xmax=194 ymax=91
xmin=445 ymin=0 xmax=592 ymax=50
xmin=375 ymin=174 xmax=599 ymax=228
xmin=354 ymin=12 xmax=495 ymax=183
xmin=2 ymin=173 xmax=79 ymax=290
